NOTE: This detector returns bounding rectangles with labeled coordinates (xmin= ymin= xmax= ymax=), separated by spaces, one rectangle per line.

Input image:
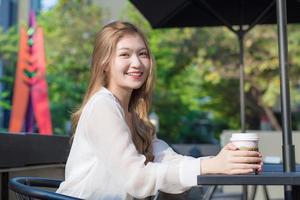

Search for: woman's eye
xmin=120 ymin=53 xmax=129 ymax=57
xmin=139 ymin=52 xmax=149 ymax=57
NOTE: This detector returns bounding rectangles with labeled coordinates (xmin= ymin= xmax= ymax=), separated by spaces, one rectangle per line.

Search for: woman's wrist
xmin=200 ymin=157 xmax=219 ymax=175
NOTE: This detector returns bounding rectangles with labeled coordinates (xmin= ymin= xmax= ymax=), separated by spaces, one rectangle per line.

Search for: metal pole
xmin=1 ymin=172 xmax=9 ymax=200
xmin=235 ymin=29 xmax=248 ymax=200
xmin=196 ymin=0 xmax=247 ymax=133
xmin=276 ymin=0 xmax=296 ymax=199
xmin=0 ymin=61 xmax=3 ymax=128
xmin=238 ymin=30 xmax=246 ymax=133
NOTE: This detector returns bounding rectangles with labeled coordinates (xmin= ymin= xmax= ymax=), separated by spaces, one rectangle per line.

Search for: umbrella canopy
xmin=130 ymin=0 xmax=300 ymax=133
xmin=131 ymin=0 xmax=300 ymax=28
xmin=130 ymin=1 xmax=298 ymax=198
xmin=129 ymin=0 xmax=300 ymax=132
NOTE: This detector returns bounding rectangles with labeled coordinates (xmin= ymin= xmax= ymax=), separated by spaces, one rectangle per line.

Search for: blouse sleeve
xmin=84 ymin=95 xmax=201 ymax=198
xmin=152 ymin=138 xmax=211 ymax=190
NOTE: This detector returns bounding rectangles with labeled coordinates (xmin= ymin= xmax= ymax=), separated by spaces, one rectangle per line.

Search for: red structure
xmin=9 ymin=11 xmax=52 ymax=135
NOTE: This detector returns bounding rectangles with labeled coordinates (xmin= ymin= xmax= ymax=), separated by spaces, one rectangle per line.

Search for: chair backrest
xmin=9 ymin=177 xmax=82 ymax=200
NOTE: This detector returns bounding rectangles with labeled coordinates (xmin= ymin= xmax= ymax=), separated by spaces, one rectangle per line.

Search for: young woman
xmin=56 ymin=21 xmax=262 ymax=200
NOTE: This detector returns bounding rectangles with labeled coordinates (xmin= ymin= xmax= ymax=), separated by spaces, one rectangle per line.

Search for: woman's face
xmin=107 ymin=34 xmax=151 ymax=93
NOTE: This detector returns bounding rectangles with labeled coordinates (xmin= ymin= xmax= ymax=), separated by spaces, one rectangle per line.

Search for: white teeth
xmin=127 ymin=72 xmax=143 ymax=76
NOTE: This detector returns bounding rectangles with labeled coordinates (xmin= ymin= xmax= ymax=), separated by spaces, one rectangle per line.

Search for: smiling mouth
xmin=125 ymin=72 xmax=144 ymax=78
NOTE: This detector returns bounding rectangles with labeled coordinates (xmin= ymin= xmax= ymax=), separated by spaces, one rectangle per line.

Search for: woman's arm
xmin=153 ymin=136 xmax=262 ymax=176
xmin=152 ymin=138 xmax=212 ymax=162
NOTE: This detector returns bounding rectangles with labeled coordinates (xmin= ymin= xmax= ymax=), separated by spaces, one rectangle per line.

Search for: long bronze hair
xmin=72 ymin=21 xmax=156 ymax=163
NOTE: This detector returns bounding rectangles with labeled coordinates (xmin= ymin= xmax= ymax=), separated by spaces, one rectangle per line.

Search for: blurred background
xmin=2 ymin=0 xmax=300 ymax=143
xmin=3 ymin=1 xmax=300 ymax=199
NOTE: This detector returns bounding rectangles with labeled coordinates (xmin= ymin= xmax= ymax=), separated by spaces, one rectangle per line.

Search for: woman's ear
xmin=103 ymin=65 xmax=110 ymax=83
xmin=103 ymin=67 xmax=107 ymax=74
xmin=103 ymin=64 xmax=110 ymax=73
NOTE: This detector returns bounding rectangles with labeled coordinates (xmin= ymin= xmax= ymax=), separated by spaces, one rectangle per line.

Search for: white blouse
xmin=57 ymin=87 xmax=207 ymax=200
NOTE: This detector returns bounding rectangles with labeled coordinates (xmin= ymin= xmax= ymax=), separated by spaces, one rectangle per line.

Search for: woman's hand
xmin=201 ymin=143 xmax=263 ymax=175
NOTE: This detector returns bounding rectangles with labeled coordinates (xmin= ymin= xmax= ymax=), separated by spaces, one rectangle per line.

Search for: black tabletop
xmin=197 ymin=164 xmax=300 ymax=186
xmin=197 ymin=172 xmax=300 ymax=185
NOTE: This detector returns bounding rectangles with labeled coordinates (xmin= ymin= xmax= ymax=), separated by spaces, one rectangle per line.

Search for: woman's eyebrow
xmin=139 ymin=47 xmax=148 ymax=51
xmin=118 ymin=47 xmax=130 ymax=50
xmin=117 ymin=47 xmax=147 ymax=51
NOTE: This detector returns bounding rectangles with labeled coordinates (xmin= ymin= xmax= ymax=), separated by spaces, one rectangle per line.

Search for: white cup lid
xmin=230 ymin=133 xmax=259 ymax=141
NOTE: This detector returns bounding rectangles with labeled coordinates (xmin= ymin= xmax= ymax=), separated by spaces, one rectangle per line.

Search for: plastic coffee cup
xmin=230 ymin=133 xmax=259 ymax=151
xmin=231 ymin=133 xmax=260 ymax=174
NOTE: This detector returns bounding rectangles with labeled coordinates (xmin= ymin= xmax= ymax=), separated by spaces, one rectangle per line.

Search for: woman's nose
xmin=130 ymin=54 xmax=142 ymax=67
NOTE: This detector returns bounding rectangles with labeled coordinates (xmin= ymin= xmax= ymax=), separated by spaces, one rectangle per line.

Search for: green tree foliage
xmin=0 ymin=26 xmax=18 ymax=110
xmin=37 ymin=0 xmax=103 ymax=134
xmin=0 ymin=1 xmax=103 ymax=134
xmin=196 ymin=25 xmax=300 ymax=131
xmin=125 ymin=4 xmax=222 ymax=143
xmin=2 ymin=1 xmax=300 ymax=141
xmin=125 ymin=3 xmax=300 ymax=141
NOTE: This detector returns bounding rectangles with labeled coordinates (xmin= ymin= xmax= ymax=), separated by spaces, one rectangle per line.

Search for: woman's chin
xmin=131 ymin=85 xmax=143 ymax=90
xmin=128 ymin=81 xmax=145 ymax=89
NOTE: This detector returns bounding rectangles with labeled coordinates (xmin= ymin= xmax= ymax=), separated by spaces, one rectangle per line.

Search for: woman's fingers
xmin=228 ymin=168 xmax=255 ymax=175
xmin=231 ymin=156 xmax=262 ymax=164
xmin=257 ymin=161 xmax=264 ymax=173
xmin=226 ymin=163 xmax=261 ymax=175
xmin=224 ymin=143 xmax=239 ymax=151
xmin=234 ymin=163 xmax=261 ymax=169
xmin=231 ymin=150 xmax=261 ymax=157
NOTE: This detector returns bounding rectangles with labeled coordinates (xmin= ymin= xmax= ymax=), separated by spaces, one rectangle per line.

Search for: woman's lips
xmin=125 ymin=72 xmax=143 ymax=79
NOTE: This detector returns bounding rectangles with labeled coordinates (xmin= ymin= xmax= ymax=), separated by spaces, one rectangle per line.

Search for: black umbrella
xmin=130 ymin=0 xmax=298 ymax=198
xmin=130 ymin=0 xmax=300 ymax=28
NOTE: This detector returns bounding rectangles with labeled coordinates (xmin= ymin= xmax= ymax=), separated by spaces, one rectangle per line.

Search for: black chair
xmin=8 ymin=177 xmax=82 ymax=200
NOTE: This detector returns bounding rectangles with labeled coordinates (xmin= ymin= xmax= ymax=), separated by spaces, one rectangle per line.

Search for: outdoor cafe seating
xmin=8 ymin=177 xmax=81 ymax=200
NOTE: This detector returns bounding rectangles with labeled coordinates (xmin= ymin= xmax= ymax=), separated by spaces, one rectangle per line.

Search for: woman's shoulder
xmin=93 ymin=87 xmax=115 ymax=102
xmin=85 ymin=87 xmax=124 ymax=115
xmin=88 ymin=88 xmax=115 ymax=108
